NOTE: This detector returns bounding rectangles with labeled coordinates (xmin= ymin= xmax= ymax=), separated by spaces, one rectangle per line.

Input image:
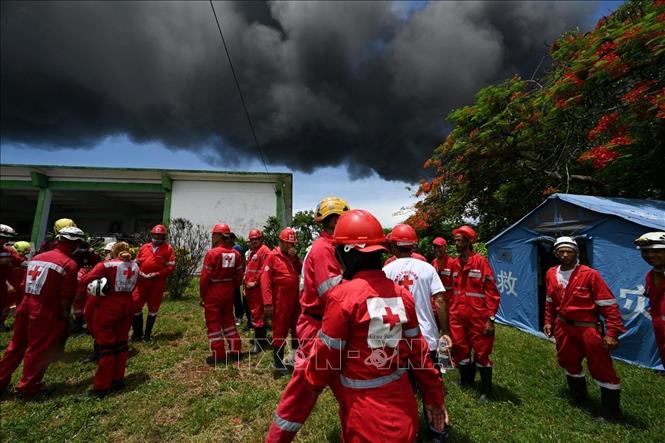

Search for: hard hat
xmin=87 ymin=278 xmax=109 ymax=297
xmin=12 ymin=241 xmax=32 ymax=256
xmin=212 ymin=223 xmax=231 ymax=235
xmin=279 ymin=227 xmax=298 ymax=244
xmin=0 ymin=224 xmax=17 ymax=239
xmin=553 ymin=236 xmax=578 ymax=251
xmin=452 ymin=225 xmax=478 ymax=242
xmin=248 ymin=229 xmax=263 ymax=240
xmin=53 ymin=218 xmax=76 ymax=234
xmin=432 ymin=237 xmax=447 ymax=247
xmin=333 ymin=209 xmax=387 ymax=253
xmin=314 ymin=196 xmax=350 ymax=222
xmin=390 ymin=224 xmax=418 ymax=246
xmin=635 ymin=232 xmax=665 ymax=250
xmin=56 ymin=226 xmax=86 ymax=241
xmin=104 ymin=241 xmax=116 ymax=252
xmin=151 ymin=224 xmax=168 ymax=235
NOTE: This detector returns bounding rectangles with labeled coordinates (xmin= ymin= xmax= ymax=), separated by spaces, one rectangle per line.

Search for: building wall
xmin=170 ymin=180 xmax=276 ymax=238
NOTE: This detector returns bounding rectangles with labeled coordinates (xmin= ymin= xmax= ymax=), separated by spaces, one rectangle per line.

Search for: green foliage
xmin=262 ymin=211 xmax=321 ymax=257
xmin=164 ymin=218 xmax=209 ymax=299
xmin=411 ymin=0 xmax=665 ymax=238
xmin=262 ymin=216 xmax=281 ymax=249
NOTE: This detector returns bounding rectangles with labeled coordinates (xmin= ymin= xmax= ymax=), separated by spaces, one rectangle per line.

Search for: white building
xmin=0 ymin=164 xmax=292 ymax=245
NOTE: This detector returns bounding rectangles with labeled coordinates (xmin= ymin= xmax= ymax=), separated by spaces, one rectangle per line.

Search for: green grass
xmin=1 ymin=297 xmax=664 ymax=442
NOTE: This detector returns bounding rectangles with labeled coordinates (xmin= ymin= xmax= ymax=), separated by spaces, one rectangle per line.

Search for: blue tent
xmin=487 ymin=193 xmax=665 ymax=370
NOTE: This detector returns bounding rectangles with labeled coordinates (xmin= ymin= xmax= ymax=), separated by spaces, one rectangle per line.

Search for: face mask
xmin=152 ymin=238 xmax=164 ymax=246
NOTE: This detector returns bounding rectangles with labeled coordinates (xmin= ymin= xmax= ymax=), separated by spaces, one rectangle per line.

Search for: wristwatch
xmin=488 ymin=316 xmax=496 ymax=322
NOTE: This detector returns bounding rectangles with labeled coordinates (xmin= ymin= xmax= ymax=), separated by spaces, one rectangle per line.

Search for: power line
xmin=209 ymin=0 xmax=269 ymax=174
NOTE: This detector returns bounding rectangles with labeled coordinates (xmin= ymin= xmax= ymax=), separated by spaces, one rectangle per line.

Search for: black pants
xmin=233 ymin=289 xmax=252 ymax=324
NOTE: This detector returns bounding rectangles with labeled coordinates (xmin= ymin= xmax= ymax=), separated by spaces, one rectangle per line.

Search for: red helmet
xmin=432 ymin=237 xmax=447 ymax=247
xmin=279 ymin=227 xmax=297 ymax=244
xmin=151 ymin=224 xmax=168 ymax=235
xmin=248 ymin=229 xmax=263 ymax=240
xmin=212 ymin=223 xmax=231 ymax=235
xmin=452 ymin=225 xmax=478 ymax=242
xmin=333 ymin=209 xmax=387 ymax=253
xmin=390 ymin=224 xmax=418 ymax=246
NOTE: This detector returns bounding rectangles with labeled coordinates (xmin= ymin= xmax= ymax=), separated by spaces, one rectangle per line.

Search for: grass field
xmin=1 ymin=295 xmax=664 ymax=443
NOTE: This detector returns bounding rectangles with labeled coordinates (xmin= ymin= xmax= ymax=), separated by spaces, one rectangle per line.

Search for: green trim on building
xmin=0 ymin=180 xmax=33 ymax=189
xmin=31 ymin=171 xmax=49 ymax=188
xmin=275 ymin=177 xmax=285 ymax=228
xmin=162 ymin=190 xmax=172 ymax=226
xmin=48 ymin=181 xmax=164 ymax=192
xmin=161 ymin=174 xmax=173 ymax=190
xmin=31 ymin=188 xmax=52 ymax=245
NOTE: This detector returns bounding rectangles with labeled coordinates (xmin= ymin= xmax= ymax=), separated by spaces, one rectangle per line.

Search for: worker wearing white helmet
xmin=635 ymin=232 xmax=665 ymax=372
xmin=0 ymin=225 xmax=22 ymax=331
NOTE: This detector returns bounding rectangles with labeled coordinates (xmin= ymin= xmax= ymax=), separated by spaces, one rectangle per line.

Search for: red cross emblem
xmin=224 ymin=255 xmax=232 ymax=263
xmin=382 ymin=307 xmax=401 ymax=329
xmin=398 ymin=275 xmax=414 ymax=291
xmin=123 ymin=267 xmax=135 ymax=279
xmin=28 ymin=266 xmax=42 ymax=281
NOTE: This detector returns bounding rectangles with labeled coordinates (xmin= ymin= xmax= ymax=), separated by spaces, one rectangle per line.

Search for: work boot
xmin=599 ymin=388 xmax=622 ymax=421
xmin=83 ymin=342 xmax=100 ymax=363
xmin=249 ymin=327 xmax=267 ymax=354
xmin=111 ymin=380 xmax=125 ymax=391
xmin=131 ymin=313 xmax=143 ymax=341
xmin=458 ymin=363 xmax=476 ymax=388
xmin=566 ymin=375 xmax=588 ymax=404
xmin=478 ymin=366 xmax=492 ymax=401
xmin=273 ymin=345 xmax=288 ymax=376
xmin=143 ymin=314 xmax=156 ymax=342
xmin=69 ymin=315 xmax=85 ymax=334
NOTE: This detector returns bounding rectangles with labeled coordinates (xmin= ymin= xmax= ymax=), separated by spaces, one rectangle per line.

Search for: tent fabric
xmin=489 ymin=194 xmax=665 ymax=370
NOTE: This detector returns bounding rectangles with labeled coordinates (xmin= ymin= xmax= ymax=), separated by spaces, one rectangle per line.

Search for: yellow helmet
xmin=314 ymin=196 xmax=350 ymax=222
xmin=12 ymin=241 xmax=32 ymax=256
xmin=54 ymin=218 xmax=77 ymax=234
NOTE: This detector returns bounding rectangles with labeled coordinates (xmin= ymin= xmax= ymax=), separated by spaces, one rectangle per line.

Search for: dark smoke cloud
xmin=1 ymin=1 xmax=598 ymax=181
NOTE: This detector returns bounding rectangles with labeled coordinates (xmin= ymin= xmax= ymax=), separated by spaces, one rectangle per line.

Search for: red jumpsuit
xmin=80 ymin=259 xmax=139 ymax=390
xmin=545 ymin=265 xmax=626 ymax=388
xmin=0 ymin=246 xmax=23 ymax=325
xmin=132 ymin=242 xmax=175 ymax=315
xmin=266 ymin=231 xmax=343 ymax=443
xmin=200 ymin=245 xmax=244 ymax=358
xmin=432 ymin=255 xmax=455 ymax=307
xmin=449 ymin=252 xmax=501 ymax=367
xmin=644 ymin=270 xmax=665 ymax=367
xmin=9 ymin=258 xmax=28 ymax=307
xmin=0 ymin=245 xmax=78 ymax=394
xmin=243 ymin=244 xmax=271 ymax=328
xmin=305 ymin=270 xmax=445 ymax=442
xmin=384 ymin=252 xmax=427 ymax=266
xmin=72 ymin=267 xmax=91 ymax=319
xmin=261 ymin=249 xmax=302 ymax=349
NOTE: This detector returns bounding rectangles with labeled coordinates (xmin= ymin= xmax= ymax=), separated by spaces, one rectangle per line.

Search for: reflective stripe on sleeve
xmin=565 ymin=370 xmax=585 ymax=378
xmin=340 ymin=368 xmax=406 ymax=389
xmin=318 ymin=330 xmax=346 ymax=350
xmin=404 ymin=327 xmax=420 ymax=337
xmin=465 ymin=292 xmax=485 ymax=298
xmin=165 ymin=261 xmax=175 ymax=266
xmin=317 ymin=275 xmax=342 ymax=296
xmin=545 ymin=296 xmax=553 ymax=303
xmin=273 ymin=413 xmax=303 ymax=432
xmin=594 ymin=299 xmax=617 ymax=307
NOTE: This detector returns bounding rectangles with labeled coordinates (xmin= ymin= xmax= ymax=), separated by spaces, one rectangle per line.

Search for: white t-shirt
xmin=383 ymin=257 xmax=446 ymax=351
xmin=556 ymin=266 xmax=575 ymax=289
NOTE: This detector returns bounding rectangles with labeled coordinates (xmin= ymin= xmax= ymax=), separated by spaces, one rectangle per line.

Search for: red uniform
xmin=645 ymin=270 xmax=665 ymax=367
xmin=384 ymin=252 xmax=427 ymax=266
xmin=0 ymin=245 xmax=78 ymax=394
xmin=80 ymin=259 xmax=139 ymax=390
xmin=1 ymin=246 xmax=24 ymax=325
xmin=200 ymin=245 xmax=244 ymax=358
xmin=449 ymin=252 xmax=501 ymax=367
xmin=261 ymin=248 xmax=302 ymax=349
xmin=545 ymin=264 xmax=626 ymax=388
xmin=243 ymin=244 xmax=271 ymax=328
xmin=9 ymin=258 xmax=28 ymax=307
xmin=72 ymin=267 xmax=91 ymax=318
xmin=305 ymin=270 xmax=445 ymax=442
xmin=132 ymin=242 xmax=175 ymax=315
xmin=432 ymin=255 xmax=455 ymax=305
xmin=266 ymin=231 xmax=343 ymax=442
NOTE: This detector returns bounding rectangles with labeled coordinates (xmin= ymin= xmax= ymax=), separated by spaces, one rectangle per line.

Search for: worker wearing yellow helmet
xmin=8 ymin=242 xmax=32 ymax=313
xmin=0 ymin=226 xmax=23 ymax=331
xmin=37 ymin=218 xmax=78 ymax=254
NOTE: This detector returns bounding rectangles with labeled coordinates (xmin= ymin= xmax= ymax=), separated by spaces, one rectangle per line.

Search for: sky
xmin=0 ymin=1 xmax=624 ymax=226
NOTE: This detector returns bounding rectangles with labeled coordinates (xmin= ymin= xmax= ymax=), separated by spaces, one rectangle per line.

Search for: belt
xmin=304 ymin=309 xmax=322 ymax=321
xmin=557 ymin=314 xmax=596 ymax=328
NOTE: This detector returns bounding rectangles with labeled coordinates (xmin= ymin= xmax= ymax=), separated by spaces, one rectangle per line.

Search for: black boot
xmin=273 ymin=344 xmax=288 ymax=375
xmin=70 ymin=315 xmax=85 ymax=334
xmin=250 ymin=327 xmax=266 ymax=354
xmin=459 ymin=363 xmax=476 ymax=388
xmin=479 ymin=366 xmax=492 ymax=401
xmin=599 ymin=388 xmax=622 ymax=421
xmin=566 ymin=375 xmax=588 ymax=404
xmin=84 ymin=342 xmax=100 ymax=363
xmin=131 ymin=313 xmax=143 ymax=341
xmin=143 ymin=314 xmax=156 ymax=342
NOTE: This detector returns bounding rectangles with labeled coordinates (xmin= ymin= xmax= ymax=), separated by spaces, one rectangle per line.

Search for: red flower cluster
xmin=608 ymin=134 xmax=633 ymax=146
xmin=555 ymin=98 xmax=568 ymax=109
xmin=579 ymin=146 xmax=620 ymax=170
xmin=542 ymin=186 xmax=559 ymax=197
xmin=621 ymin=80 xmax=656 ymax=104
xmin=563 ymin=71 xmax=584 ymax=87
xmin=588 ymin=112 xmax=619 ymax=141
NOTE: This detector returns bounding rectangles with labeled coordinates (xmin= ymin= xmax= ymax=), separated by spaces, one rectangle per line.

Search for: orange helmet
xmin=432 ymin=237 xmax=447 ymax=247
xmin=333 ymin=209 xmax=387 ymax=253
xmin=279 ymin=227 xmax=297 ymax=244
xmin=151 ymin=224 xmax=168 ymax=235
xmin=248 ymin=229 xmax=263 ymax=240
xmin=390 ymin=224 xmax=418 ymax=246
xmin=212 ymin=223 xmax=231 ymax=235
xmin=452 ymin=225 xmax=478 ymax=242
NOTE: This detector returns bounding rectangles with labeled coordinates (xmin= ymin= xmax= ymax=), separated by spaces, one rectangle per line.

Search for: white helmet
xmin=554 ymin=236 xmax=578 ymax=251
xmin=56 ymin=226 xmax=86 ymax=241
xmin=87 ymin=278 xmax=109 ymax=297
xmin=0 ymin=224 xmax=17 ymax=239
xmin=635 ymin=232 xmax=665 ymax=250
xmin=104 ymin=241 xmax=116 ymax=253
